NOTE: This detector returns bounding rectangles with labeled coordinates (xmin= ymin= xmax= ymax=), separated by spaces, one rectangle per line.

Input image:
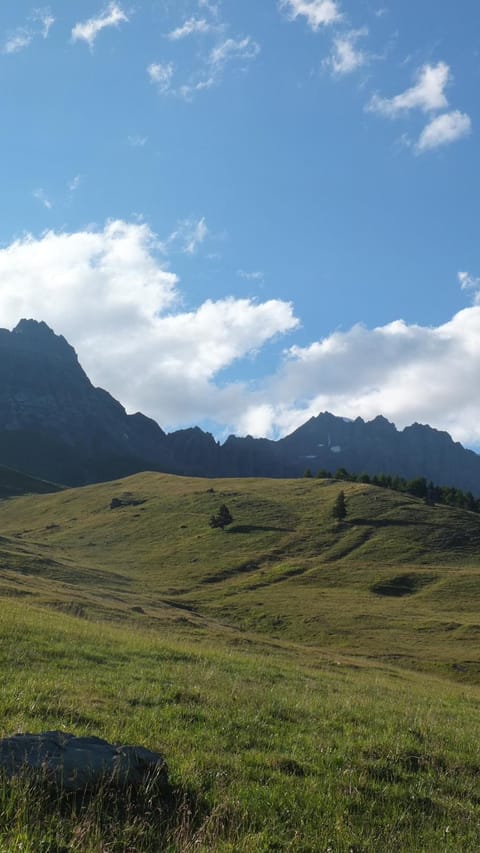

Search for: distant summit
xmin=275 ymin=410 xmax=480 ymax=492
xmin=1 ymin=319 xmax=480 ymax=493
xmin=0 ymin=320 xmax=174 ymax=485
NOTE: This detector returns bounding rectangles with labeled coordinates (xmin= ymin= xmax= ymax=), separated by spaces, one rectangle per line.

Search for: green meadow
xmin=0 ymin=471 xmax=480 ymax=850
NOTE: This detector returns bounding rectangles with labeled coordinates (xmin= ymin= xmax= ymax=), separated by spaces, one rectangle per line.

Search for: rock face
xmin=275 ymin=412 xmax=480 ymax=494
xmin=0 ymin=731 xmax=168 ymax=793
xmin=0 ymin=320 xmax=176 ymax=484
xmin=2 ymin=319 xmax=480 ymax=493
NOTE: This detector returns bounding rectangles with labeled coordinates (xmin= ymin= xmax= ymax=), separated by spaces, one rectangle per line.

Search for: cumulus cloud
xmin=242 ymin=310 xmax=480 ymax=446
xmin=416 ymin=110 xmax=471 ymax=153
xmin=0 ymin=221 xmax=298 ymax=430
xmin=369 ymin=62 xmax=450 ymax=117
xmin=324 ymin=28 xmax=368 ymax=76
xmin=72 ymin=2 xmax=128 ymax=49
xmin=367 ymin=61 xmax=471 ymax=155
xmin=280 ymin=0 xmax=342 ymax=30
xmin=3 ymin=222 xmax=480 ymax=446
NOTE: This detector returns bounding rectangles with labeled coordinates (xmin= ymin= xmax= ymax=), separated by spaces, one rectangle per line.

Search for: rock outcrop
xmin=0 ymin=731 xmax=168 ymax=793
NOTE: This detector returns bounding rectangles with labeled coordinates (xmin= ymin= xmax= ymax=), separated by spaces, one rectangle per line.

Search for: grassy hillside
xmin=1 ymin=474 xmax=480 ymax=849
xmin=0 ymin=473 xmax=480 ymax=679
xmin=1 ymin=598 xmax=480 ymax=851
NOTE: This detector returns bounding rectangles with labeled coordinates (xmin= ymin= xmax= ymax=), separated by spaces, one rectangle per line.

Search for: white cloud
xmin=324 ymin=28 xmax=368 ymax=76
xmin=150 ymin=30 xmax=259 ymax=100
xmin=458 ymin=271 xmax=480 ymax=301
xmin=72 ymin=2 xmax=128 ymax=49
xmin=3 ymin=31 xmax=33 ymax=54
xmin=209 ymin=36 xmax=260 ymax=66
xmin=2 ymin=8 xmax=54 ymax=54
xmin=164 ymin=217 xmax=209 ymax=255
xmin=238 ymin=270 xmax=265 ymax=282
xmin=0 ymin=221 xmax=298 ymax=430
xmin=127 ymin=135 xmax=148 ymax=147
xmin=369 ymin=62 xmax=450 ymax=117
xmin=178 ymin=77 xmax=216 ymax=99
xmin=168 ymin=18 xmax=213 ymax=40
xmin=184 ymin=218 xmax=208 ymax=254
xmin=150 ymin=0 xmax=259 ymax=101
xmin=147 ymin=62 xmax=175 ymax=94
xmin=33 ymin=188 xmax=53 ymax=209
xmin=68 ymin=175 xmax=82 ymax=192
xmin=198 ymin=0 xmax=220 ymax=13
xmin=35 ymin=9 xmax=55 ymax=38
xmin=280 ymin=0 xmax=342 ymax=30
xmin=5 ymin=222 xmax=480 ymax=446
xmin=416 ymin=110 xmax=471 ymax=153
xmin=242 ymin=310 xmax=480 ymax=446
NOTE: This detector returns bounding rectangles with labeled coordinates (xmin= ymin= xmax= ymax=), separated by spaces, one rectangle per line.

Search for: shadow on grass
xmin=0 ymin=768 xmax=221 ymax=853
xmin=371 ymin=573 xmax=438 ymax=597
xmin=352 ymin=518 xmax=426 ymax=528
xmin=228 ymin=524 xmax=291 ymax=534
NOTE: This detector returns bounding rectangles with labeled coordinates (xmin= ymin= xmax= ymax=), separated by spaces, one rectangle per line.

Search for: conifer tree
xmin=209 ymin=504 xmax=234 ymax=530
xmin=332 ymin=490 xmax=347 ymax=522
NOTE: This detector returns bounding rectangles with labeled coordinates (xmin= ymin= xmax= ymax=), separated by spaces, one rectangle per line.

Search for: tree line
xmin=303 ymin=467 xmax=480 ymax=514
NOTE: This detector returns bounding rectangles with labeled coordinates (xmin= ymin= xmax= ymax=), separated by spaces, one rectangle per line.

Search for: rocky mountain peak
xmin=9 ymin=319 xmax=78 ymax=362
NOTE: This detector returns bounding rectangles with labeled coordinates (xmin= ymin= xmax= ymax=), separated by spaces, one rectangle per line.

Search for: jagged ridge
xmin=1 ymin=319 xmax=480 ymax=493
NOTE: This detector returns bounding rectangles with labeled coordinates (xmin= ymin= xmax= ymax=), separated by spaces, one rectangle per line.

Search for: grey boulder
xmin=0 ymin=731 xmax=168 ymax=793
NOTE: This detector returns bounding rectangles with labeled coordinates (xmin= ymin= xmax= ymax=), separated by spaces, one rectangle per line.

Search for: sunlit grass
xmin=0 ymin=474 xmax=480 ymax=848
xmin=1 ymin=473 xmax=480 ymax=678
xmin=0 ymin=601 xmax=479 ymax=850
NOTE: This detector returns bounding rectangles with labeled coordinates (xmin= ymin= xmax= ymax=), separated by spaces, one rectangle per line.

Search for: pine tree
xmin=209 ymin=504 xmax=234 ymax=530
xmin=332 ymin=490 xmax=347 ymax=522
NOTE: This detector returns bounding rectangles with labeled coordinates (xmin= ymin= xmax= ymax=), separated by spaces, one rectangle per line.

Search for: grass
xmin=0 ymin=474 xmax=480 ymax=677
xmin=0 ymin=473 xmax=480 ymax=848
xmin=0 ymin=600 xmax=480 ymax=851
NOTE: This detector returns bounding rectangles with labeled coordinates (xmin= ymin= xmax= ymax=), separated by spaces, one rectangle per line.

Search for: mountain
xmin=1 ymin=319 xmax=480 ymax=493
xmin=0 ymin=320 xmax=177 ymax=484
xmin=0 ymin=464 xmax=62 ymax=499
xmin=276 ymin=412 xmax=480 ymax=493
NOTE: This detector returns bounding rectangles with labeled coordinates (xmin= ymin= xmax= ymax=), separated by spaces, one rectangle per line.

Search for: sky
xmin=0 ymin=0 xmax=480 ymax=447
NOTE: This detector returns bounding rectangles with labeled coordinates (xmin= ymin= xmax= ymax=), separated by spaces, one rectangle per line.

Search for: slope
xmin=1 ymin=476 xmax=480 ymax=849
xmin=0 ymin=474 xmax=480 ymax=681
xmin=0 ymin=464 xmax=62 ymax=498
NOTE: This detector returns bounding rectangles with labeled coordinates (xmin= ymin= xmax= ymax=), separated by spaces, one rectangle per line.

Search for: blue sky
xmin=0 ymin=0 xmax=480 ymax=447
